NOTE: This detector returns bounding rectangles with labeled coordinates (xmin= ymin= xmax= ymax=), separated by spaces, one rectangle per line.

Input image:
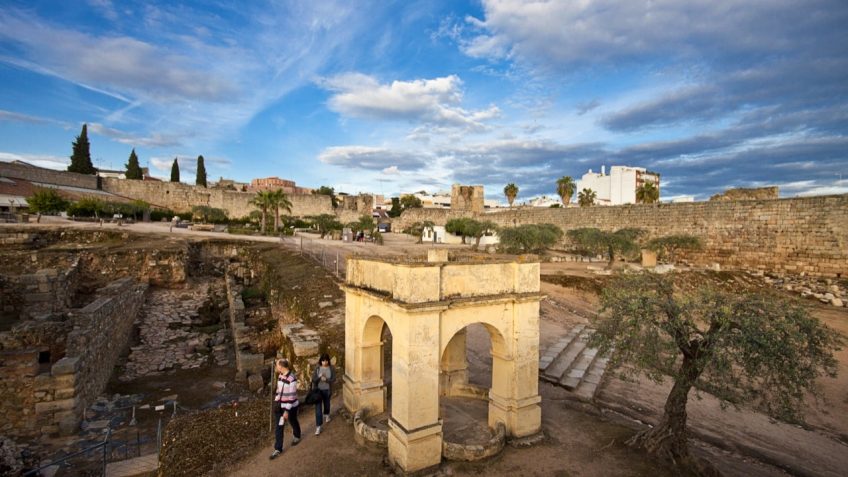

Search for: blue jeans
xmin=314 ymin=389 xmax=331 ymax=426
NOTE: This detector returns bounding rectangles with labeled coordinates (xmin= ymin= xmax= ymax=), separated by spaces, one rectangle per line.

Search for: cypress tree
xmin=68 ymin=124 xmax=96 ymax=174
xmin=195 ymin=155 xmax=207 ymax=187
xmin=125 ymin=148 xmax=143 ymax=179
xmin=170 ymin=158 xmax=180 ymax=183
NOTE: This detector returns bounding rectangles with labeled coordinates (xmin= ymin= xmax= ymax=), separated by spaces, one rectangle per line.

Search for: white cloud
xmin=318 ymin=146 xmax=430 ymax=171
xmin=0 ymin=152 xmax=69 ymax=170
xmin=88 ymin=123 xmax=182 ymax=148
xmin=382 ymin=166 xmax=400 ymax=175
xmin=321 ymin=73 xmax=500 ymax=131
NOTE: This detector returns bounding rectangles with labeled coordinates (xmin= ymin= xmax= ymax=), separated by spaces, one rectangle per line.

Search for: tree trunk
xmin=607 ymin=245 xmax=615 ymax=267
xmin=629 ymin=356 xmax=700 ymax=464
xmin=260 ymin=210 xmax=267 ymax=234
xmin=274 ymin=206 xmax=280 ymax=232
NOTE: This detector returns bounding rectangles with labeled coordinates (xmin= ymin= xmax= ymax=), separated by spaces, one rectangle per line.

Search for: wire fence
xmin=280 ymin=234 xmax=354 ymax=280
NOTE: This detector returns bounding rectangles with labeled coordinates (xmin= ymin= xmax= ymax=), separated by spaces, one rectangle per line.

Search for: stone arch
xmin=355 ymin=314 xmax=393 ymax=414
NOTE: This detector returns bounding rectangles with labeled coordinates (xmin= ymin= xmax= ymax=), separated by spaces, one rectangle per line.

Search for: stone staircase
xmin=539 ymin=324 xmax=611 ymax=401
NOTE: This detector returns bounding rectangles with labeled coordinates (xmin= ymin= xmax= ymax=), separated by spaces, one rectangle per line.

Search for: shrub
xmin=498 ymin=223 xmax=563 ymax=253
xmin=27 ymin=188 xmax=70 ymax=214
xmin=646 ymin=234 xmax=703 ymax=263
xmin=191 ymin=205 xmax=228 ymax=224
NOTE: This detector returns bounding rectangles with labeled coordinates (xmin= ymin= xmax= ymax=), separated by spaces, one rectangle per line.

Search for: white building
xmin=422 ymin=225 xmax=500 ymax=245
xmin=525 ymin=195 xmax=561 ymax=207
xmin=575 ymin=165 xmax=660 ymax=205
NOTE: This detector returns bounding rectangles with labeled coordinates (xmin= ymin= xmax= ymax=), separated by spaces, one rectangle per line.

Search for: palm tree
xmin=268 ymin=189 xmax=293 ymax=232
xmin=578 ymin=188 xmax=597 ymax=207
xmin=556 ymin=176 xmax=576 ymax=205
xmin=504 ymin=183 xmax=519 ymax=207
xmin=636 ymin=182 xmax=660 ymax=204
xmin=249 ymin=191 xmax=273 ymax=234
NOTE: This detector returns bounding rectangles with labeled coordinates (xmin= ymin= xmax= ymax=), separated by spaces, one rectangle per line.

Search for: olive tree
xmin=591 ymin=273 xmax=843 ymax=465
xmin=567 ymin=227 xmax=645 ymax=265
xmin=498 ymin=223 xmax=562 ymax=253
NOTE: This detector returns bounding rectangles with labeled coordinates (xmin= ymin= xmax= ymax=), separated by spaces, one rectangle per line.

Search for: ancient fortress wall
xmin=0 ymin=161 xmax=99 ymax=189
xmin=100 ymin=177 xmax=333 ymax=218
xmin=0 ymin=278 xmax=147 ymax=438
xmin=397 ymin=194 xmax=848 ymax=277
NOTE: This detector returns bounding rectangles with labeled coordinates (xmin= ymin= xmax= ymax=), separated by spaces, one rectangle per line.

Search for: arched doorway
xmin=354 ymin=315 xmax=393 ymax=414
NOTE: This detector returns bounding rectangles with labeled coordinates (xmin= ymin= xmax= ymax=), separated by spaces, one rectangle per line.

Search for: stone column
xmin=439 ymin=328 xmax=468 ymax=396
xmin=387 ymin=309 xmax=443 ymax=473
xmin=488 ymin=300 xmax=542 ymax=438
xmin=342 ymin=294 xmax=386 ymax=414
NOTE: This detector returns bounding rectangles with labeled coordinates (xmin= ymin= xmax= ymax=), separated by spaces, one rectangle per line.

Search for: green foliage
xmin=388 ymin=197 xmax=402 ymax=218
xmin=150 ymin=208 xmax=176 ymax=222
xmin=249 ymin=191 xmax=272 ymax=233
xmin=399 ymin=194 xmax=422 ymax=209
xmin=125 ymin=149 xmax=143 ymax=180
xmin=566 ymin=227 xmax=645 ymax=264
xmin=195 ymin=155 xmax=207 ymax=187
xmin=170 ymin=158 xmax=180 ymax=182
xmin=309 ymin=214 xmax=343 ymax=238
xmin=313 ymin=186 xmax=338 ymax=208
xmin=403 ymin=220 xmax=435 ymax=244
xmin=577 ymin=188 xmax=596 ymax=207
xmin=191 ymin=205 xmax=228 ymax=224
xmin=445 ymin=218 xmax=498 ymax=246
xmin=636 ymin=181 xmax=660 ymax=204
xmin=646 ymin=234 xmax=703 ymax=263
xmin=241 ymin=287 xmax=265 ymax=302
xmin=498 ymin=223 xmax=562 ymax=253
xmin=373 ymin=231 xmax=384 ymax=245
xmin=266 ymin=189 xmax=293 ymax=232
xmin=503 ymin=183 xmax=519 ymax=207
xmin=68 ymin=124 xmax=96 ymax=174
xmin=590 ymin=273 xmax=843 ymax=458
xmin=67 ymin=197 xmax=149 ymax=219
xmin=556 ymin=176 xmax=575 ymax=205
xmin=26 ymin=188 xmax=70 ymax=214
xmin=357 ymin=214 xmax=376 ymax=234
xmin=549 ymin=203 xmax=561 ymax=208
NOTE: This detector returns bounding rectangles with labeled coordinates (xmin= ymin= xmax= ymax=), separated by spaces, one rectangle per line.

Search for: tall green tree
xmin=68 ymin=124 xmax=96 ymax=174
xmin=170 ymin=158 xmax=180 ymax=183
xmin=313 ymin=186 xmax=338 ymax=208
xmin=249 ymin=191 xmax=272 ymax=234
xmin=125 ymin=148 xmax=143 ymax=180
xmin=577 ymin=188 xmax=596 ymax=207
xmin=268 ymin=189 xmax=293 ymax=232
xmin=591 ymin=273 xmax=843 ymax=466
xmin=636 ymin=182 xmax=660 ymax=204
xmin=556 ymin=176 xmax=576 ymax=205
xmin=399 ymin=194 xmax=423 ymax=209
xmin=388 ymin=197 xmax=403 ymax=218
xmin=309 ymin=214 xmax=343 ymax=238
xmin=503 ymin=183 xmax=519 ymax=207
xmin=196 ymin=155 xmax=207 ymax=187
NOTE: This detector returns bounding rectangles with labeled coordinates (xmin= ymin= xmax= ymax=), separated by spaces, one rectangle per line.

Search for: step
xmin=542 ymin=330 xmax=592 ymax=383
xmin=573 ymin=354 xmax=612 ymax=400
xmin=560 ymin=345 xmax=600 ymax=390
xmin=539 ymin=324 xmax=585 ymax=373
xmin=105 ymin=453 xmax=158 ymax=477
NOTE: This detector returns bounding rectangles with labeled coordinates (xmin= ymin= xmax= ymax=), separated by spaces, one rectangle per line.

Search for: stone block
xmin=292 ymin=339 xmax=320 ymax=357
xmin=52 ymin=357 xmax=80 ymax=376
xmin=54 ymin=387 xmax=76 ymax=400
xmin=57 ymin=413 xmax=79 ymax=436
xmin=35 ymin=398 xmax=76 ymax=414
xmin=247 ymin=374 xmax=264 ymax=392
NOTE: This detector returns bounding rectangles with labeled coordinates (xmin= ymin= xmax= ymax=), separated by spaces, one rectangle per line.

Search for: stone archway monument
xmin=343 ymin=249 xmax=543 ymax=473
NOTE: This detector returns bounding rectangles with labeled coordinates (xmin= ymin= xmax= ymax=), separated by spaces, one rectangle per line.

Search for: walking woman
xmin=270 ymin=359 xmax=301 ymax=459
xmin=312 ymin=353 xmax=335 ymax=435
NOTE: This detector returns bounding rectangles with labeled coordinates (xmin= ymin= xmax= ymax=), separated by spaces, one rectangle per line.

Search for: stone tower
xmin=450 ymin=184 xmax=484 ymax=213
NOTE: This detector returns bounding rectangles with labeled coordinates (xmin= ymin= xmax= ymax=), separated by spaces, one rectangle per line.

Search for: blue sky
xmin=0 ymin=0 xmax=846 ymax=202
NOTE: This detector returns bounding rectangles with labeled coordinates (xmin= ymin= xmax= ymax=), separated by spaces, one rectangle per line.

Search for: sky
xmin=0 ymin=0 xmax=846 ymax=203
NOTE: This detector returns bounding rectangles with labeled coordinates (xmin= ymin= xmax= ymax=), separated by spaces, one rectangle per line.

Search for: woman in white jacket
xmin=270 ymin=359 xmax=301 ymax=459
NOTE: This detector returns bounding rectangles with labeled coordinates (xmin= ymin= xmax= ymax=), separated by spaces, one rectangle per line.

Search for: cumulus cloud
xmin=88 ymin=123 xmax=183 ymax=148
xmin=321 ymin=73 xmax=500 ymax=130
xmin=318 ymin=145 xmax=430 ymax=171
xmin=0 ymin=152 xmax=69 ymax=169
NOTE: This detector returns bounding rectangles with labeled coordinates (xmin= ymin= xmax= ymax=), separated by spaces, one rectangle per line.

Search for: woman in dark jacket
xmin=312 ymin=353 xmax=335 ymax=435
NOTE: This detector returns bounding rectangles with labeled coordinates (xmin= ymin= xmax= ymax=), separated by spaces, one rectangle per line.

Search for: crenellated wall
xmin=395 ymin=194 xmax=848 ymax=277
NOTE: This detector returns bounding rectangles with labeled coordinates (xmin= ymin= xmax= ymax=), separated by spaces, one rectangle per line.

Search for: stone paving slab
xmin=105 ymin=453 xmax=158 ymax=477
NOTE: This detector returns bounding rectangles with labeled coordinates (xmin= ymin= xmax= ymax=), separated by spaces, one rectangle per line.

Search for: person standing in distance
xmin=312 ymin=353 xmax=335 ymax=435
xmin=270 ymin=359 xmax=301 ymax=459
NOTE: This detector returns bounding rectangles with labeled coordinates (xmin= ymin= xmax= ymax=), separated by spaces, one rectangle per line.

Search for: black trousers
xmin=273 ymin=403 xmax=301 ymax=451
xmin=315 ymin=389 xmax=331 ymax=426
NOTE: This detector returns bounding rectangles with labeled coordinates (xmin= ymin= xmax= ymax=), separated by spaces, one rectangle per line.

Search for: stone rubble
xmin=121 ymin=283 xmax=228 ymax=381
xmin=755 ymin=272 xmax=847 ymax=308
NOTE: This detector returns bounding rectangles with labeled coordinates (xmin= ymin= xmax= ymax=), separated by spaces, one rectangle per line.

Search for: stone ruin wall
xmin=101 ymin=177 xmax=334 ymax=218
xmin=0 ymin=278 xmax=148 ymax=439
xmin=395 ymin=194 xmax=848 ymax=277
xmin=0 ymin=260 xmax=81 ymax=322
xmin=0 ymin=161 xmax=99 ymax=190
xmin=710 ymin=186 xmax=779 ymax=201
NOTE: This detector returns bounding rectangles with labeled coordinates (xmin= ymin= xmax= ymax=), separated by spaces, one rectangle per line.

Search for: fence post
xmin=322 ymin=247 xmax=325 ymax=266
xmin=336 ymin=251 xmax=339 ymax=277
xmin=300 ymin=236 xmax=303 ymax=255
xmin=156 ymin=418 xmax=162 ymax=457
xmin=102 ymin=428 xmax=110 ymax=476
